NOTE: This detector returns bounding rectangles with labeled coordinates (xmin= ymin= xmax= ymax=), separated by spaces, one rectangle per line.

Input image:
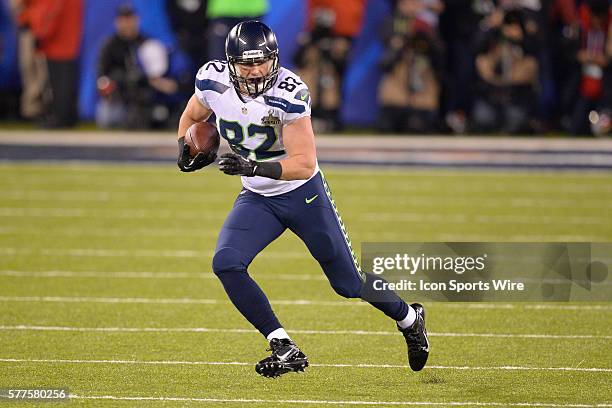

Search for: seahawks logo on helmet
xmin=225 ymin=20 xmax=280 ymax=98
xmin=242 ymin=50 xmax=265 ymax=59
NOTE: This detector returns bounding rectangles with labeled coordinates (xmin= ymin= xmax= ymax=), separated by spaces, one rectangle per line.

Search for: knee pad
xmin=212 ymin=247 xmax=245 ymax=275
xmin=307 ymin=231 xmax=337 ymax=263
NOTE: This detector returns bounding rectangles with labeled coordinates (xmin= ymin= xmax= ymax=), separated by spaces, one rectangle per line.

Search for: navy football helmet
xmin=225 ymin=20 xmax=280 ymax=97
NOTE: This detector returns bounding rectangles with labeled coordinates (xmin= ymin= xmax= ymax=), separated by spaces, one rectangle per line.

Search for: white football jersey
xmin=194 ymin=60 xmax=318 ymax=196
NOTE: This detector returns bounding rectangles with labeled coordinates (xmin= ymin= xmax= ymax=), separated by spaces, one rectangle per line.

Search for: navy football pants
xmin=212 ymin=172 xmax=409 ymax=337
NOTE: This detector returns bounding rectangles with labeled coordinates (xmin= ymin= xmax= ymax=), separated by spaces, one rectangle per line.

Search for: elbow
xmin=284 ymin=157 xmax=316 ymax=180
xmin=298 ymin=158 xmax=316 ymax=180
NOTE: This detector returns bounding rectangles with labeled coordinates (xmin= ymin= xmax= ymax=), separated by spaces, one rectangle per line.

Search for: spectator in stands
xmin=96 ymin=4 xmax=179 ymax=129
xmin=596 ymin=35 xmax=612 ymax=136
xmin=471 ymin=8 xmax=538 ymax=133
xmin=549 ymin=0 xmax=580 ymax=130
xmin=206 ymin=0 xmax=268 ymax=61
xmin=24 ymin=0 xmax=82 ymax=128
xmin=508 ymin=1 xmax=551 ymax=129
xmin=166 ymin=0 xmax=208 ymax=76
xmin=378 ymin=0 xmax=444 ymax=133
xmin=0 ymin=0 xmax=21 ymax=119
xmin=568 ymin=0 xmax=611 ymax=135
xmin=439 ymin=0 xmax=496 ymax=134
xmin=294 ymin=0 xmax=366 ymax=132
xmin=9 ymin=0 xmax=48 ymax=121
xmin=403 ymin=0 xmax=445 ymax=32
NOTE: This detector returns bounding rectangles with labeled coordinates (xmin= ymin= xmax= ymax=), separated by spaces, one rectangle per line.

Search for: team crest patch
xmin=241 ymin=107 xmax=248 ymax=115
xmin=261 ymin=110 xmax=281 ymax=126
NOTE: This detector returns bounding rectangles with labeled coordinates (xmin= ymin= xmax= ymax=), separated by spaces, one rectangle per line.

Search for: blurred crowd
xmin=9 ymin=0 xmax=81 ymax=128
xmin=378 ymin=0 xmax=612 ymax=136
xmin=5 ymin=0 xmax=612 ymax=136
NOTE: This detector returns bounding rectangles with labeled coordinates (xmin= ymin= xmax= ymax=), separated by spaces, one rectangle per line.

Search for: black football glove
xmin=177 ymin=136 xmax=216 ymax=172
xmin=218 ymin=153 xmax=283 ymax=179
xmin=218 ymin=153 xmax=256 ymax=176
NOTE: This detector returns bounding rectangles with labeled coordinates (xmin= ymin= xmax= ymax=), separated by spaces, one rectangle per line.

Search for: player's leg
xmin=286 ymin=172 xmax=406 ymax=316
xmin=287 ymin=172 xmax=429 ymax=371
xmin=212 ymin=189 xmax=308 ymax=377
xmin=212 ymin=189 xmax=286 ymax=338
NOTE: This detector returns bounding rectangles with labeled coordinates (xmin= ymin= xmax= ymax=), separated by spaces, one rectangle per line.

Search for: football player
xmin=176 ymin=20 xmax=429 ymax=378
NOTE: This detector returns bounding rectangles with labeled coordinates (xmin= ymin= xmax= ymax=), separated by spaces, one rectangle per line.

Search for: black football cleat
xmin=398 ymin=303 xmax=430 ymax=371
xmin=255 ymin=338 xmax=309 ymax=378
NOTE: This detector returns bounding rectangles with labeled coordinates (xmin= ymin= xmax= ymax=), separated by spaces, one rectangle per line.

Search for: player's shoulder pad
xmin=265 ymin=67 xmax=311 ymax=113
xmin=195 ymin=60 xmax=231 ymax=94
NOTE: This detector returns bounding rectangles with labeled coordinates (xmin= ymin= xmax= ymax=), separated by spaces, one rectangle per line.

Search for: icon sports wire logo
xmin=371 ymin=253 xmax=487 ymax=275
xmin=362 ymin=243 xmax=612 ymax=302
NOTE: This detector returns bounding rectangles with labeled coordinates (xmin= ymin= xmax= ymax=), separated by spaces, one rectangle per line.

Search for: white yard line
xmin=0 ymin=296 xmax=360 ymax=307
xmin=0 ymin=325 xmax=609 ymax=340
xmin=346 ymin=195 xmax=612 ymax=210
xmin=3 ymin=228 xmax=609 ymax=242
xmin=0 ymin=358 xmax=609 ymax=374
xmin=0 ymin=295 xmax=610 ymax=311
xmin=525 ymin=304 xmax=612 ymax=311
xmin=434 ymin=233 xmax=612 ymax=241
xmin=0 ymin=270 xmax=326 ymax=281
xmin=363 ymin=213 xmax=606 ymax=225
xmin=0 ymin=190 xmax=228 ymax=202
xmin=1 ymin=206 xmax=608 ymax=226
xmin=0 ymin=207 xmax=226 ymax=219
xmin=65 ymin=394 xmax=612 ymax=407
xmin=6 ymin=171 xmax=612 ymax=193
xmin=4 ymin=270 xmax=611 ymax=287
xmin=0 ymin=227 xmax=222 ymax=238
xmin=0 ymin=247 xmax=307 ymax=259
xmin=430 ymin=331 xmax=612 ymax=340
xmin=444 ymin=304 xmax=612 ymax=311
xmin=5 ymin=189 xmax=612 ymax=210
xmin=336 ymin=179 xmax=612 ymax=195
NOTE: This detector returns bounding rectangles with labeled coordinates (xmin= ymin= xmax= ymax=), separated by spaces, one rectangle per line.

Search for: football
xmin=185 ymin=122 xmax=220 ymax=157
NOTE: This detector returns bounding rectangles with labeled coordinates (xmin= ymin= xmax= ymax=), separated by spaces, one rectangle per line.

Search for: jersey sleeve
xmin=194 ymin=60 xmax=230 ymax=109
xmin=287 ymin=84 xmax=312 ymax=123
xmin=265 ymin=75 xmax=312 ymax=125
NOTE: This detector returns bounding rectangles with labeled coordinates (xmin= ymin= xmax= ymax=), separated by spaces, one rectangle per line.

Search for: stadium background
xmin=0 ymin=0 xmax=388 ymax=125
xmin=0 ymin=1 xmax=611 ymax=407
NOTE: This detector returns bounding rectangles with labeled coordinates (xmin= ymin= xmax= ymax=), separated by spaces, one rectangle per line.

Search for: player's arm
xmin=277 ymin=116 xmax=317 ymax=180
xmin=178 ymin=94 xmax=212 ymax=140
xmin=218 ymin=117 xmax=316 ymax=180
xmin=176 ymin=94 xmax=215 ymax=172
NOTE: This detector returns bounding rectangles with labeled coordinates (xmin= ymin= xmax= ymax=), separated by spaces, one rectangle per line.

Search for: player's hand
xmin=218 ymin=153 xmax=256 ymax=176
xmin=177 ymin=137 xmax=216 ymax=172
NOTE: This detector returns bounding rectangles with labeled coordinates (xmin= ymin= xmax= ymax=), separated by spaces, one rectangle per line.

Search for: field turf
xmin=0 ymin=162 xmax=611 ymax=407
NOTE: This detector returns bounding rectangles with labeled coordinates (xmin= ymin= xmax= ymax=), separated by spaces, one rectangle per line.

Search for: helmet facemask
xmin=228 ymin=51 xmax=280 ymax=98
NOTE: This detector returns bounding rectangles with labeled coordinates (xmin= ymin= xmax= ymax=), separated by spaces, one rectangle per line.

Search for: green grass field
xmin=0 ymin=163 xmax=611 ymax=407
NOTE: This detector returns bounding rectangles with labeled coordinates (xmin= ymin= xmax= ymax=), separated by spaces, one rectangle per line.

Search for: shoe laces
xmin=403 ymin=321 xmax=424 ymax=352
xmin=268 ymin=338 xmax=294 ymax=354
xmin=405 ymin=331 xmax=421 ymax=352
